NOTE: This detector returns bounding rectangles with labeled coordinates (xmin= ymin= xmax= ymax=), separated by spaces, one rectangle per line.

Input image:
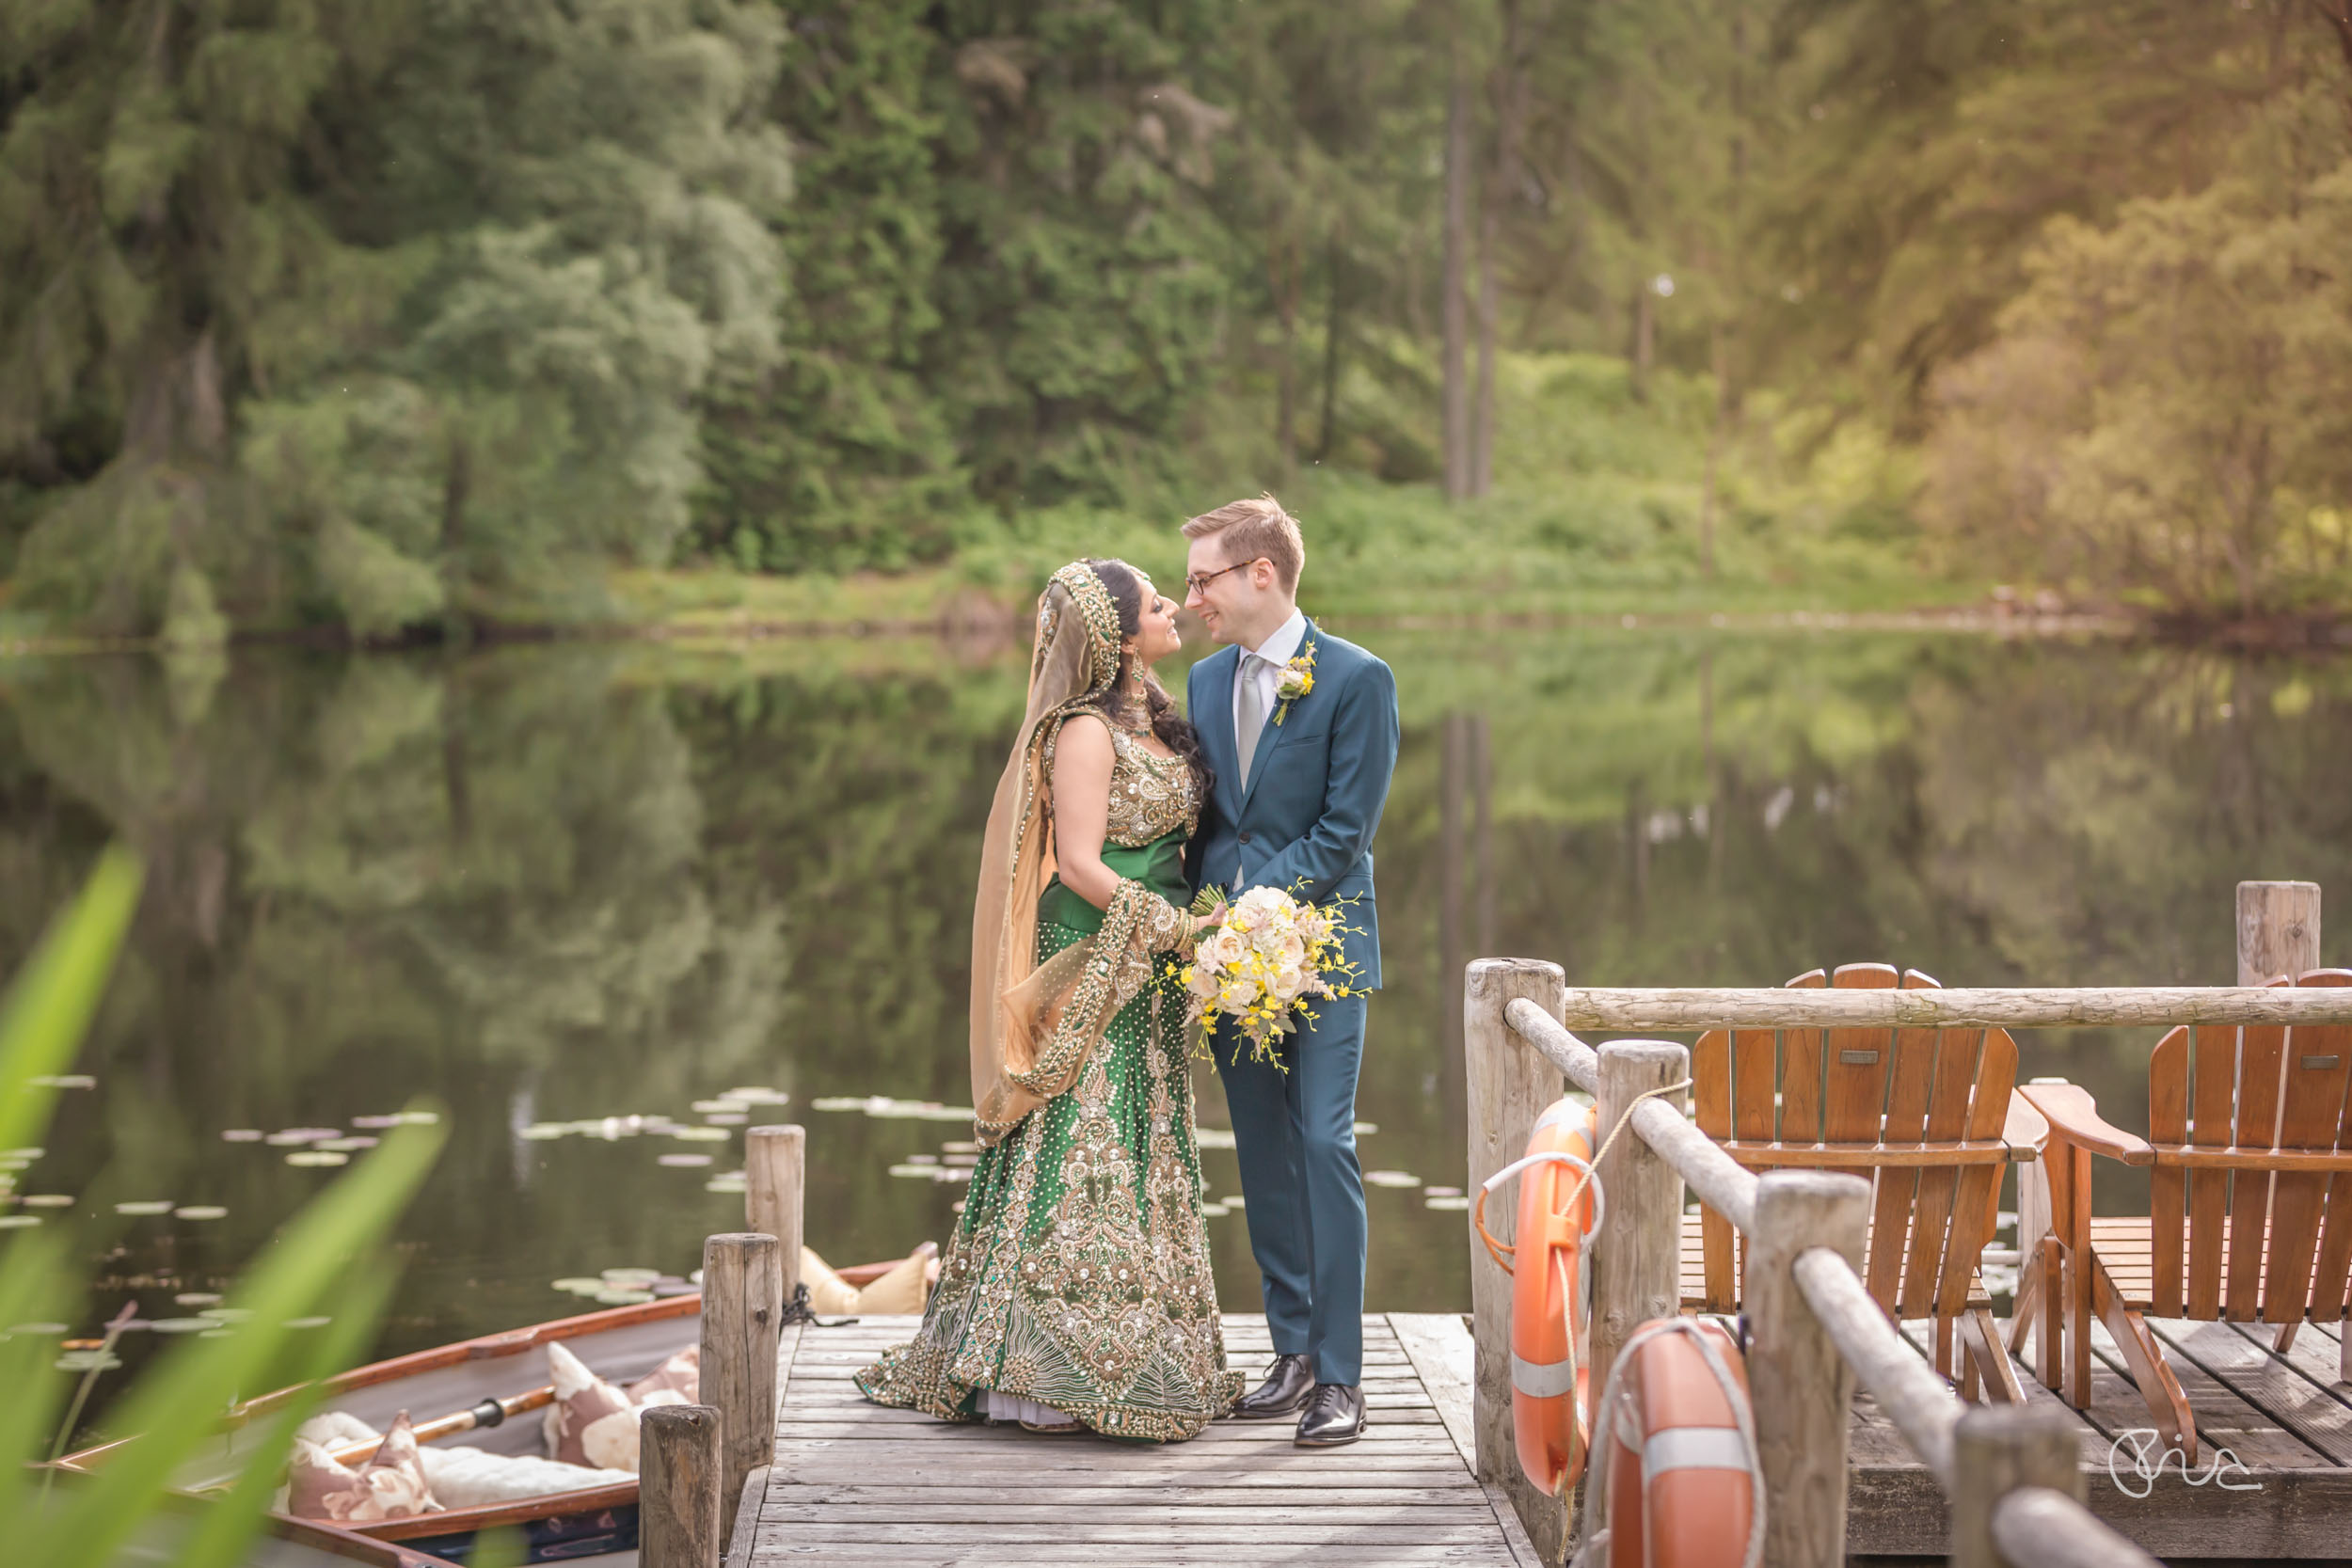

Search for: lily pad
xmin=286 ymin=1317 xmax=331 ymax=1329
xmin=0 ymin=1215 xmax=43 ymax=1229
xmin=701 ymin=1113 xmax=747 ymax=1126
xmin=886 ymin=1164 xmax=937 ymax=1179
xmin=114 ymin=1200 xmax=174 ymax=1216
xmin=6 ymin=1323 xmax=67 ymax=1336
xmin=149 ymin=1318 xmax=215 ymax=1334
xmin=1353 ymin=1121 xmax=1378 ymax=1135
xmin=21 ymin=1195 xmax=72 ymax=1209
xmin=348 ymin=1115 xmax=405 ymax=1130
xmin=316 ymin=1137 xmax=378 ymax=1152
xmin=1364 ymin=1170 xmax=1422 ymax=1188
xmin=595 ymin=1289 xmax=655 ymax=1306
xmin=1194 ymin=1128 xmax=1236 ymax=1149
xmin=1424 ymin=1196 xmax=1471 ymax=1212
xmin=903 ymin=1153 xmax=940 ymax=1165
xmin=518 ymin=1124 xmax=568 ymax=1141
xmin=669 ymin=1126 xmax=729 ymax=1143
xmin=721 ymin=1086 xmax=788 ymax=1104
xmin=691 ymin=1100 xmax=749 ymax=1115
xmin=940 ymin=1141 xmax=981 ymax=1155
xmin=3 ymin=1148 xmax=43 ymax=1160
xmin=175 ymin=1293 xmax=223 ymax=1307
xmin=285 ymin=1151 xmax=349 ymax=1167
xmin=266 ymin=1129 xmax=338 ymax=1147
xmin=174 ymin=1206 xmax=229 ymax=1221
xmin=658 ymin=1153 xmax=713 ymax=1167
xmin=552 ymin=1278 xmax=606 ymax=1295
xmin=704 ymin=1177 xmax=748 ymax=1195
xmin=390 ymin=1111 xmax=440 ymax=1126
xmin=601 ymin=1268 xmax=661 ymax=1287
xmin=219 ymin=1130 xmax=264 ymax=1142
xmin=199 ymin=1308 xmax=254 ymax=1324
xmin=1200 ymin=1203 xmax=1232 ymax=1217
xmin=55 ymin=1351 xmax=122 ymax=1371
xmin=809 ymin=1097 xmax=866 ymax=1112
xmin=30 ymin=1074 xmax=94 ymax=1089
xmin=1422 ymin=1186 xmax=1465 ymax=1198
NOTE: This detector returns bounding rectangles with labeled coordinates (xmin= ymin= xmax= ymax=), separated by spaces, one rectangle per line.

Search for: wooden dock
xmin=728 ymin=1312 xmax=1541 ymax=1567
xmin=1847 ymin=1314 xmax=2352 ymax=1559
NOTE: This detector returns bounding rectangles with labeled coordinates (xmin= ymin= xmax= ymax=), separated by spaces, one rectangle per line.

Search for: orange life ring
xmin=1597 ymin=1319 xmax=1761 ymax=1568
xmin=1473 ymin=1096 xmax=1600 ymax=1497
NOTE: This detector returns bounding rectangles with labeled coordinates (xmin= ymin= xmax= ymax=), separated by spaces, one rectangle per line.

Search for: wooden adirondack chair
xmin=1681 ymin=962 xmax=2041 ymax=1402
xmin=2014 ymin=969 xmax=2352 ymax=1464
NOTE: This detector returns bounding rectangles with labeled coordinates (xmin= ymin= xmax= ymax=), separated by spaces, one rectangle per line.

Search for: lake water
xmin=5 ymin=626 xmax=2346 ymax=1423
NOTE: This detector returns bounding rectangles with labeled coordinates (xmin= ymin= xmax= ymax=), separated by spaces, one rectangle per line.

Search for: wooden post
xmin=2237 ymin=880 xmax=2319 ymax=985
xmin=1584 ymin=1039 xmax=1688 ymax=1445
xmin=1464 ymin=958 xmax=1567 ymax=1560
xmin=745 ymin=1124 xmax=805 ymax=1315
xmin=640 ymin=1402 xmax=723 ymax=1568
xmin=700 ymin=1232 xmax=780 ymax=1546
xmin=1950 ymin=1404 xmax=2082 ymax=1568
xmin=1744 ymin=1170 xmax=1869 ymax=1568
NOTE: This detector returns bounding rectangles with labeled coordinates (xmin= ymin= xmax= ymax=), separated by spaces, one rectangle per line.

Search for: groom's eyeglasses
xmin=1184 ymin=559 xmax=1263 ymax=596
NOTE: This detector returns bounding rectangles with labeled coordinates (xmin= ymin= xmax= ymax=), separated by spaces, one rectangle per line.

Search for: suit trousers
xmin=1213 ymin=991 xmax=1368 ymax=1386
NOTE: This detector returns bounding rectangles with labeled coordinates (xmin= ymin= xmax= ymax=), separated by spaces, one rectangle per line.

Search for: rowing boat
xmin=62 ymin=1255 xmax=916 ymax=1566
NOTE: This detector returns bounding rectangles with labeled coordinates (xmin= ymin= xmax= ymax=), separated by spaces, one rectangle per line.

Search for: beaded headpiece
xmin=1049 ymin=561 xmax=1124 ymax=694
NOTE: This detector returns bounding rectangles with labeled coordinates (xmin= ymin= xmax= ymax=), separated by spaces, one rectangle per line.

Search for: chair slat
xmin=1901 ymin=1011 xmax=1982 ymax=1321
xmin=1731 ymin=1020 xmax=1775 ymax=1305
xmin=1693 ymin=1028 xmax=1737 ymax=1312
xmin=1938 ymin=1026 xmax=2019 ymax=1321
xmin=2187 ymin=1022 xmax=2235 ymax=1320
xmin=1867 ymin=973 xmax=1943 ymax=1310
xmin=2226 ymin=980 xmax=2291 ymax=1322
xmin=1824 ymin=965 xmax=1899 ymax=1275
xmin=1778 ymin=969 xmax=1829 ymax=1151
xmin=2281 ymin=973 xmax=2352 ymax=1324
xmin=2146 ymin=1026 xmax=2191 ymax=1317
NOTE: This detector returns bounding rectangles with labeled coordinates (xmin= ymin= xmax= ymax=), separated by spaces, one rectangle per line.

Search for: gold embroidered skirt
xmin=854 ymin=919 xmax=1242 ymax=1441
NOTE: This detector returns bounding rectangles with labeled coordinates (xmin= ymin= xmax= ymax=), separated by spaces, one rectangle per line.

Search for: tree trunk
xmin=1473 ymin=1 xmax=1524 ymax=499
xmin=1271 ymin=231 xmax=1300 ymax=478
xmin=1443 ymin=74 xmax=1472 ymax=499
xmin=1316 ymin=232 xmax=1344 ymax=464
xmin=1630 ymin=284 xmax=1654 ymax=403
xmin=441 ymin=431 xmax=473 ymax=646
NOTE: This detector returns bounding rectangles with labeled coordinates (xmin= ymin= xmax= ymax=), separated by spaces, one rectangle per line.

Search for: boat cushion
xmin=626 ymin=1344 xmax=700 ymax=1404
xmin=287 ymin=1410 xmax=443 ymax=1522
xmin=543 ymin=1341 xmax=640 ymax=1470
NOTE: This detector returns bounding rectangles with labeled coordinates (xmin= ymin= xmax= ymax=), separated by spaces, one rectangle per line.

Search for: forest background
xmin=5 ymin=0 xmax=2351 ymax=643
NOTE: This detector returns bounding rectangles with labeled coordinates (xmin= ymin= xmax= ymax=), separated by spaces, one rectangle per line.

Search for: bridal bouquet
xmin=1174 ymin=885 xmax=1359 ymax=1067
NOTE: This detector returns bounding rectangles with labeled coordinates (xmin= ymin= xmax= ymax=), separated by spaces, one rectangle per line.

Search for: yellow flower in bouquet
xmin=1170 ymin=884 xmax=1359 ymax=1068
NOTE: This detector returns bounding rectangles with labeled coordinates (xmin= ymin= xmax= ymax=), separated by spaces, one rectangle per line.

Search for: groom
xmin=1181 ymin=495 xmax=1399 ymax=1448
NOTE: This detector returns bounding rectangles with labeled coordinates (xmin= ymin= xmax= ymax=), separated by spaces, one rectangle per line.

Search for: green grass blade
xmin=21 ymin=1112 xmax=443 ymax=1566
xmin=0 ymin=847 xmax=143 ymax=1155
xmin=165 ymin=1263 xmax=401 ymax=1568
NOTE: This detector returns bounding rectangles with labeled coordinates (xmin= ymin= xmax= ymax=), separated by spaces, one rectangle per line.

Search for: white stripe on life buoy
xmin=1511 ymin=1352 xmax=1577 ymax=1400
xmin=1641 ymin=1427 xmax=1753 ymax=1475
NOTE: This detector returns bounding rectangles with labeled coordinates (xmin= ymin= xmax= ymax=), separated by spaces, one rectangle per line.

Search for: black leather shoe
xmin=1228 ymin=1354 xmax=1315 ymax=1419
xmin=1294 ymin=1383 xmax=1366 ymax=1447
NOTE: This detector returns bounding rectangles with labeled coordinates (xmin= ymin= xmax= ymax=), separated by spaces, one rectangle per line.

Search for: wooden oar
xmin=326 ymin=1386 xmax=556 ymax=1467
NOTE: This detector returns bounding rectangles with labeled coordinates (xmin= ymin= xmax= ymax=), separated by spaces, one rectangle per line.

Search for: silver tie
xmin=1235 ymin=653 xmax=1269 ymax=786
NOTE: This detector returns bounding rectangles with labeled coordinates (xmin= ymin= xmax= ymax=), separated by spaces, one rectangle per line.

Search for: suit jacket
xmin=1184 ymin=620 xmax=1400 ymax=990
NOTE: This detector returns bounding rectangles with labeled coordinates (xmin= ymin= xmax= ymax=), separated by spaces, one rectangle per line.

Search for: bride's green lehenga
xmin=857 ymin=726 xmax=1243 ymax=1441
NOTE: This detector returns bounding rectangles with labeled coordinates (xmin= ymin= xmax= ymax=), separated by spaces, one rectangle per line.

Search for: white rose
xmin=1186 ymin=964 xmax=1221 ymax=999
xmin=1218 ymin=977 xmax=1257 ymax=1011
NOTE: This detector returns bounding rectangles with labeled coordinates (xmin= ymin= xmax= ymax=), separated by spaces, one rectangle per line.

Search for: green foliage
xmin=1922 ymin=82 xmax=2352 ymax=615
xmin=0 ymin=846 xmax=445 ymax=1565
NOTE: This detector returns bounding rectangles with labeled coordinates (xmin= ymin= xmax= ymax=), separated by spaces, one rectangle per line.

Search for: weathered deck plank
xmin=739 ymin=1314 xmax=1526 ymax=1568
xmin=744 ymin=1308 xmax=2351 ymax=1564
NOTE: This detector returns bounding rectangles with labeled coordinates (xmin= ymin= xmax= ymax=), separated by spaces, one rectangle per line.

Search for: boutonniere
xmin=1272 ymin=639 xmax=1317 ymax=726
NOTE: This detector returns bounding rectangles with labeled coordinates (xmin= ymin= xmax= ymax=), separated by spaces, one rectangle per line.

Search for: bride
xmin=856 ymin=559 xmax=1243 ymax=1440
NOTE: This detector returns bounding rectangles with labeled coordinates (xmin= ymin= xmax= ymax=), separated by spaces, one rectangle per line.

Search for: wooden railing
xmin=1462 ymin=879 xmax=2328 ymax=1567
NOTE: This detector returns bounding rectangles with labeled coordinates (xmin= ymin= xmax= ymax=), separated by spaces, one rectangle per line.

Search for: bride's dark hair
xmin=1087 ymin=558 xmax=1214 ymax=801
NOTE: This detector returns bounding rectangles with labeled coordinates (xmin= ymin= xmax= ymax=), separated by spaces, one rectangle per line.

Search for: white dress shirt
xmin=1233 ymin=608 xmax=1309 ymax=752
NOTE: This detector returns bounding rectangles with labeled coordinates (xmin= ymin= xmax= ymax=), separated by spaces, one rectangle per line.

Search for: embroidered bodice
xmin=1104 ymin=722 xmax=1199 ymax=846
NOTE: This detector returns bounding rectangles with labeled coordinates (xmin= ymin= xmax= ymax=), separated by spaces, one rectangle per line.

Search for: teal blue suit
xmin=1186 ymin=622 xmax=1399 ymax=1386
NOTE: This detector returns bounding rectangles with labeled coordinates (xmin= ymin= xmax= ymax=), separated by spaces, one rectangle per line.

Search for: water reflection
xmin=2 ymin=631 xmax=2345 ymax=1409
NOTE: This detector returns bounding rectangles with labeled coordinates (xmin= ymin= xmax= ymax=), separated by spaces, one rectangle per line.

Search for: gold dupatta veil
xmin=970 ymin=562 xmax=1184 ymax=1145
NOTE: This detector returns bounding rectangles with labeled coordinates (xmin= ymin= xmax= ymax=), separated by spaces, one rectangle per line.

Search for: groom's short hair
xmin=1182 ymin=494 xmax=1304 ymax=592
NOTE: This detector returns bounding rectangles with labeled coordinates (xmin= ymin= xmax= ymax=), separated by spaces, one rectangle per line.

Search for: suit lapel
xmin=1236 ymin=616 xmax=1314 ymax=817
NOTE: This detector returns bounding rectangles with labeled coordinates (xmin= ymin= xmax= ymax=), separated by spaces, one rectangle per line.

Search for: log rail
xmin=1468 ymin=879 xmax=2328 ymax=1564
